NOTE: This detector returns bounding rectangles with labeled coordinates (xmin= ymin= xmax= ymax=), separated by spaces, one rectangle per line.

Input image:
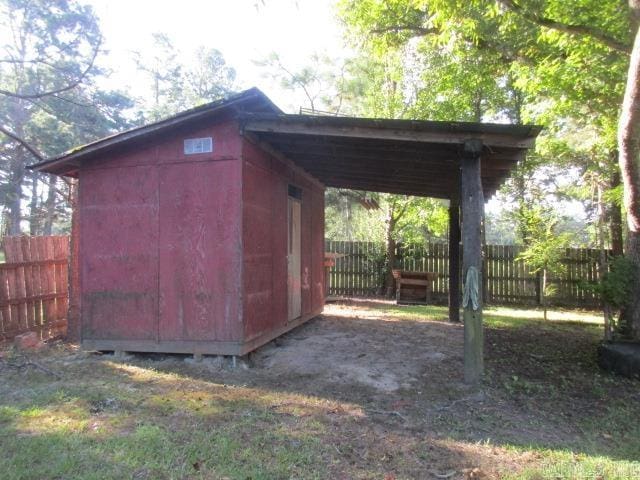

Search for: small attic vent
xmin=184 ymin=137 xmax=213 ymax=155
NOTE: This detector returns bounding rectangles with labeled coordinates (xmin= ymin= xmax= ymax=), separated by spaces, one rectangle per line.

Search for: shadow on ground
xmin=2 ymin=299 xmax=639 ymax=479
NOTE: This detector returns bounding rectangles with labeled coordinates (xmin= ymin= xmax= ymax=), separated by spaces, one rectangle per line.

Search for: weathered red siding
xmin=241 ymin=139 xmax=325 ymax=348
xmin=81 ymin=164 xmax=159 ymax=341
xmin=80 ymin=119 xmax=244 ymax=351
xmin=79 ymin=117 xmax=324 ymax=355
xmin=158 ymin=160 xmax=242 ymax=343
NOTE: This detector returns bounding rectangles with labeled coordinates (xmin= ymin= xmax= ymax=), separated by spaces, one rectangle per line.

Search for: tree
xmin=0 ymin=0 xmax=96 ymax=233
xmin=339 ymin=0 xmax=640 ymax=340
xmin=186 ymin=47 xmax=237 ymax=102
xmin=379 ymin=195 xmax=447 ymax=296
xmin=0 ymin=0 xmax=132 ymax=235
xmin=617 ymin=1 xmax=640 ymax=339
xmin=517 ymin=206 xmax=571 ymax=320
xmin=135 ymin=34 xmax=236 ymax=121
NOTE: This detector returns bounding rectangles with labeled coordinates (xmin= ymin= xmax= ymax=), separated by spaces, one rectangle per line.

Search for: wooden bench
xmin=392 ymin=269 xmax=438 ymax=305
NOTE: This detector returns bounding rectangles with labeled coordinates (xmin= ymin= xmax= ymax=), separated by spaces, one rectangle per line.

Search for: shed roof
xmin=31 ymin=88 xmax=541 ymax=199
xmin=30 ymin=88 xmax=281 ymax=176
xmin=240 ymin=113 xmax=541 ymax=199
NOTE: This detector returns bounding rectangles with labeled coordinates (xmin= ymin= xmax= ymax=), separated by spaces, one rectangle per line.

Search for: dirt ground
xmin=255 ymin=301 xmax=453 ymax=393
xmin=2 ymin=299 xmax=639 ymax=479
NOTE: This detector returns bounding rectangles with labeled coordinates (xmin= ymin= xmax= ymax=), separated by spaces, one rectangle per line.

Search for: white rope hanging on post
xmin=462 ymin=266 xmax=479 ymax=311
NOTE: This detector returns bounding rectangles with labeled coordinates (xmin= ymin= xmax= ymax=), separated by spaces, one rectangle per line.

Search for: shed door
xmin=287 ymin=194 xmax=302 ymax=321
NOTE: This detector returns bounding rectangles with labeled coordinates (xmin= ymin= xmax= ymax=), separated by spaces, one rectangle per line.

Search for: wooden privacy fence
xmin=0 ymin=236 xmax=69 ymax=341
xmin=325 ymin=240 xmax=606 ymax=308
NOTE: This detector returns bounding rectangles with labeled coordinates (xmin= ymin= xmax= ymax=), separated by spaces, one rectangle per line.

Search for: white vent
xmin=184 ymin=137 xmax=213 ymax=155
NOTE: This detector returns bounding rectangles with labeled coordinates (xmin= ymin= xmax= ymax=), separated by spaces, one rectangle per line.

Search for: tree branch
xmin=393 ymin=201 xmax=410 ymax=223
xmin=369 ymin=23 xmax=534 ymax=65
xmin=497 ymin=0 xmax=631 ymax=54
xmin=0 ymin=125 xmax=44 ymax=161
xmin=0 ymin=37 xmax=101 ymax=100
xmin=370 ymin=25 xmax=437 ymax=36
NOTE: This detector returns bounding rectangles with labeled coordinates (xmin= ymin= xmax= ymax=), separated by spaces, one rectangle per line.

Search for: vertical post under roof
xmin=448 ymin=198 xmax=460 ymax=323
xmin=461 ymin=139 xmax=484 ymax=384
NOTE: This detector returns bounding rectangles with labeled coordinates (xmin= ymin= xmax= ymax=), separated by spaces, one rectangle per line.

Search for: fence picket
xmin=0 ymin=236 xmax=70 ymax=341
xmin=324 ymin=240 xmax=607 ymax=308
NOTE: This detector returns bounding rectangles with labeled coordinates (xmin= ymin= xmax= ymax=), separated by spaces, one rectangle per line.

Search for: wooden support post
xmin=67 ymin=180 xmax=80 ymax=343
xmin=481 ymin=211 xmax=488 ymax=306
xmin=448 ymin=198 xmax=460 ymax=322
xmin=461 ymin=139 xmax=484 ymax=384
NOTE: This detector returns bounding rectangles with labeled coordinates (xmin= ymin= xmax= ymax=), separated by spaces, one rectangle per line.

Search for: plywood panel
xmin=80 ymin=165 xmax=159 ymax=341
xmin=156 ymin=119 xmax=242 ymax=163
xmin=242 ymin=139 xmax=325 ymax=344
xmin=158 ymin=159 xmax=242 ymax=343
xmin=242 ymin=159 xmax=278 ymax=340
xmin=83 ymin=118 xmax=242 ymax=171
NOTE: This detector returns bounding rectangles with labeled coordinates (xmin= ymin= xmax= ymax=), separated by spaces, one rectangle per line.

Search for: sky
xmin=82 ymin=1 xmax=586 ymax=222
xmin=86 ymin=0 xmax=344 ymax=112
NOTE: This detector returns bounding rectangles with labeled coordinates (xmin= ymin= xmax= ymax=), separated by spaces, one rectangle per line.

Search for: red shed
xmin=33 ymin=88 xmax=325 ymax=355
xmin=34 ymin=87 xmax=540 ymax=380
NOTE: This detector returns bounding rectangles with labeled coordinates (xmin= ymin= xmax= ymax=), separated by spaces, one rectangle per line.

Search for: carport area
xmin=239 ymin=113 xmax=541 ymax=383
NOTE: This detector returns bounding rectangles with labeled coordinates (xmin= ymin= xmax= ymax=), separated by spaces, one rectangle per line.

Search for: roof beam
xmin=325 ymin=180 xmax=453 ymax=199
xmin=312 ymin=171 xmax=456 ymax=189
xmin=244 ymin=119 xmax=538 ymax=149
xmin=290 ymin=153 xmax=514 ymax=173
xmin=297 ymin=164 xmax=464 ymax=184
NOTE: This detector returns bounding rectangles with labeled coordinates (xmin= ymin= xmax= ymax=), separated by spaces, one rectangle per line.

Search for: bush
xmin=593 ymin=256 xmax=637 ymax=338
xmin=597 ymin=256 xmax=636 ymax=309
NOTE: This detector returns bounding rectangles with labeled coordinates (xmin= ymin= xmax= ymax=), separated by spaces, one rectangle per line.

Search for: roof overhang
xmin=29 ymin=88 xmax=281 ymax=177
xmin=240 ymin=114 xmax=541 ymax=199
xmin=28 ymin=86 xmax=541 ymax=199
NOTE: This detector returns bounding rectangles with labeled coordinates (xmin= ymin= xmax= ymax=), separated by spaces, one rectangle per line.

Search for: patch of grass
xmin=357 ymin=301 xmax=602 ymax=330
xmin=0 ymin=359 xmax=336 ymax=480
xmin=1 ymin=303 xmax=638 ymax=479
xmin=504 ymin=449 xmax=640 ymax=480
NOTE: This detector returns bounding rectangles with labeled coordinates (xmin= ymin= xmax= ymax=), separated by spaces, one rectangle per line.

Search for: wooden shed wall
xmin=241 ymin=139 xmax=325 ymax=349
xmin=80 ymin=120 xmax=245 ymax=351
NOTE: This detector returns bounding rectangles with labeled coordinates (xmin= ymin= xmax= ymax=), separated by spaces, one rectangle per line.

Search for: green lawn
xmin=1 ymin=302 xmax=638 ymax=479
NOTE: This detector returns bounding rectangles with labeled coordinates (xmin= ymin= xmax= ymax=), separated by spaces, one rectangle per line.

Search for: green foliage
xmin=595 ymin=256 xmax=637 ymax=309
xmin=325 ymin=190 xmax=387 ymax=241
xmin=516 ymin=207 xmax=571 ymax=275
xmin=337 ymin=0 xmax=631 ymax=248
xmin=134 ymin=33 xmax=236 ymax=121
xmin=387 ymin=195 xmax=448 ymax=244
xmin=0 ymin=0 xmax=135 ymax=234
xmin=324 ymin=189 xmax=448 ymax=244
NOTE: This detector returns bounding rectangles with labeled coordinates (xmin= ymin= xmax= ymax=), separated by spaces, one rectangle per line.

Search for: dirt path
xmin=254 ymin=301 xmax=458 ymax=393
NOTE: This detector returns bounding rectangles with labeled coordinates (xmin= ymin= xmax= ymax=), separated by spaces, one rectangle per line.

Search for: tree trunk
xmin=7 ymin=152 xmax=24 ymax=236
xmin=618 ymin=2 xmax=640 ymax=340
xmin=609 ymin=170 xmax=625 ymax=256
xmin=542 ymin=268 xmax=548 ymax=321
xmin=29 ymin=171 xmax=39 ymax=235
xmin=7 ymin=98 xmax=29 ymax=236
xmin=42 ymin=175 xmax=57 ymax=235
xmin=598 ymin=182 xmax=614 ymax=341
